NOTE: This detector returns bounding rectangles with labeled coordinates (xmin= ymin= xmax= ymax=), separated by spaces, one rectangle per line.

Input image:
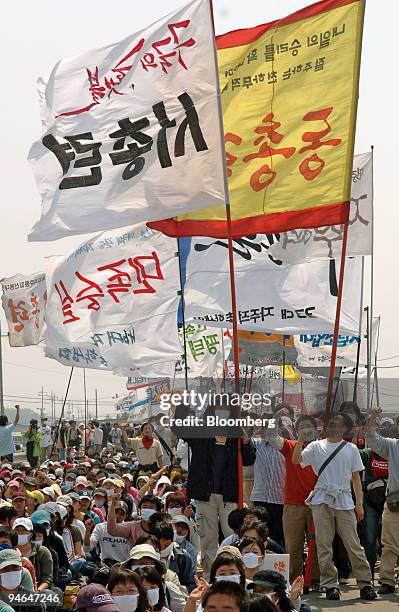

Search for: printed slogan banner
xmin=233 ymin=331 xmax=298 ymax=367
xmin=1 ymin=272 xmax=47 ymax=347
xmin=44 ymin=224 xmax=181 ymax=370
xmin=268 ymin=152 xmax=372 ymax=263
xmin=294 ymin=316 xmax=379 ymax=368
xmin=183 ymin=235 xmax=362 ymax=335
xmin=28 ymin=0 xmax=226 ymax=241
xmin=150 ymin=0 xmax=365 ymax=237
xmin=176 ymin=324 xmax=231 ymax=377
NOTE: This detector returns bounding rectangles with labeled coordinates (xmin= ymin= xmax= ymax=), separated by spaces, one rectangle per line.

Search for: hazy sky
xmin=0 ymin=0 xmax=397 ymax=418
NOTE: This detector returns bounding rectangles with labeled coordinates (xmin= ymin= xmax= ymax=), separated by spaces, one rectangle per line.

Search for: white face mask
xmin=35 ymin=539 xmax=44 ymax=547
xmin=147 ymin=587 xmax=160 ymax=607
xmin=113 ymin=594 xmax=138 ymax=612
xmin=175 ymin=483 xmax=183 ymax=490
xmin=160 ymin=542 xmax=174 ymax=559
xmin=106 ymin=488 xmax=115 ymax=497
xmin=140 ymin=508 xmax=156 ymax=521
xmin=242 ymin=552 xmax=261 ymax=569
xmin=215 ymin=574 xmax=240 ymax=584
xmin=94 ymin=499 xmax=105 ymax=508
xmin=0 ymin=570 xmax=22 ymax=590
xmin=168 ymin=507 xmax=182 ymax=518
xmin=174 ymin=533 xmax=186 ymax=544
xmin=17 ymin=534 xmax=30 ymax=546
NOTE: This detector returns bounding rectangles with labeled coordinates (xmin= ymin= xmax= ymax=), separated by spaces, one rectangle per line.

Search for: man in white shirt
xmin=38 ymin=417 xmax=52 ymax=461
xmin=293 ymin=413 xmax=376 ymax=601
xmin=84 ymin=500 xmax=130 ymax=563
xmin=92 ymin=421 xmax=103 ymax=455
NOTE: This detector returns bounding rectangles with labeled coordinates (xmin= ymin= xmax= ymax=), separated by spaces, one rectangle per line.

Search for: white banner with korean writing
xmin=183 ymin=235 xmax=362 ymax=335
xmin=294 ymin=316 xmax=379 ymax=368
xmin=1 ymin=272 xmax=47 ymax=347
xmin=28 ymin=0 xmax=225 ymax=242
xmin=44 ymin=224 xmax=181 ymax=370
xmin=175 ymin=324 xmax=231 ymax=378
xmin=268 ymin=152 xmax=372 ymax=263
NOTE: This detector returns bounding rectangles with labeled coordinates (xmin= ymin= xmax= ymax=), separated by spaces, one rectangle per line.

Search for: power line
xmin=378 ymin=354 xmax=399 ymax=362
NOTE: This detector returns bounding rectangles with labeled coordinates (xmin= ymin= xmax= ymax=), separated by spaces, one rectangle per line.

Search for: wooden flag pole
xmin=209 ymin=0 xmax=243 ymax=508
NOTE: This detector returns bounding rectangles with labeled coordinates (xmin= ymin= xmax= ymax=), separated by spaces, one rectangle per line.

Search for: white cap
xmin=13 ymin=517 xmax=33 ymax=531
xmin=42 ymin=487 xmax=56 ymax=500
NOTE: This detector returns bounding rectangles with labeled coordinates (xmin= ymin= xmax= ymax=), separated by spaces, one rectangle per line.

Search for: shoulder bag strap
xmin=317 ymin=440 xmax=347 ymax=479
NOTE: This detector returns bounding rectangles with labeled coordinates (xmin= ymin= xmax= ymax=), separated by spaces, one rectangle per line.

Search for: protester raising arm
xmin=13 ymin=404 xmax=20 ymax=427
xmin=291 ymin=434 xmax=306 ymax=465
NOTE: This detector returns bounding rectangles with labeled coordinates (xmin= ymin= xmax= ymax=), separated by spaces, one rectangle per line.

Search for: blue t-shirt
xmin=0 ymin=424 xmax=14 ymax=457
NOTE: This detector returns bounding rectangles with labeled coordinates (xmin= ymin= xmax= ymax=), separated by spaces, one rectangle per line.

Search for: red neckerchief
xmin=142 ymin=436 xmax=154 ymax=449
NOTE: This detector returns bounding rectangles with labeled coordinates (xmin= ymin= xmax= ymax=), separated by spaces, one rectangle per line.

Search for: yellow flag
xmin=150 ymin=0 xmax=364 ymax=237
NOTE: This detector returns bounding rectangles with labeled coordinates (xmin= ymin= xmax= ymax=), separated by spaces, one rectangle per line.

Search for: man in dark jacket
xmin=171 ymin=401 xmax=256 ymax=574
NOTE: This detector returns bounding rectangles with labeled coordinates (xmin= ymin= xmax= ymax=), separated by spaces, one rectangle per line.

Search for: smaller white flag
xmin=269 ymin=152 xmax=372 ymax=264
xmin=1 ymin=272 xmax=47 ymax=347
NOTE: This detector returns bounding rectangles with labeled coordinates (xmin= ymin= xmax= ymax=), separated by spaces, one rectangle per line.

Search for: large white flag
xmin=44 ymin=224 xmax=181 ymax=369
xmin=28 ymin=0 xmax=225 ymax=242
xmin=268 ymin=153 xmax=372 ymax=264
xmin=183 ymin=235 xmax=362 ymax=335
xmin=1 ymin=273 xmax=47 ymax=347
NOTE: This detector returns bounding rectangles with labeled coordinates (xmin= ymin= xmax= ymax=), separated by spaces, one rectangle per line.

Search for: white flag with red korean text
xmin=28 ymin=0 xmax=225 ymax=242
xmin=1 ymin=272 xmax=47 ymax=347
xmin=43 ymin=224 xmax=181 ymax=370
xmin=268 ymin=152 xmax=372 ymax=264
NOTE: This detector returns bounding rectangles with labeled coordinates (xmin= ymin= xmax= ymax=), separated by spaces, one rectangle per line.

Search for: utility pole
xmin=95 ymin=389 xmax=98 ymax=420
xmin=40 ymin=387 xmax=44 ymax=420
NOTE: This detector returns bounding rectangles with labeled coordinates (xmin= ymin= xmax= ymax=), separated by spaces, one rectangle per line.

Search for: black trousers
xmin=253 ymin=500 xmax=285 ymax=548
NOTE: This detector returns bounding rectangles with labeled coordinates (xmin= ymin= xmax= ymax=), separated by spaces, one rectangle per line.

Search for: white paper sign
xmin=261 ymin=554 xmax=290 ymax=585
xmin=1 ymin=272 xmax=47 ymax=347
xmin=183 ymin=235 xmax=362 ymax=335
xmin=268 ymin=152 xmax=372 ymax=263
xmin=28 ymin=0 xmax=225 ymax=241
xmin=44 ymin=224 xmax=181 ymax=370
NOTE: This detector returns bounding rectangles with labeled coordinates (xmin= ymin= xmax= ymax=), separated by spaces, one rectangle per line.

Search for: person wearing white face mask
xmin=247 ymin=570 xmax=300 ymax=612
xmin=107 ymin=493 xmax=161 ymax=548
xmin=237 ymin=536 xmax=265 ymax=581
xmin=209 ymin=552 xmax=246 ymax=589
xmin=172 ymin=515 xmax=197 ymax=571
xmin=135 ymin=565 xmax=172 ymax=612
xmin=84 ymin=501 xmax=130 ymax=564
xmin=150 ymin=521 xmax=196 ymax=593
xmin=107 ymin=568 xmax=148 ymax=612
xmin=0 ymin=548 xmax=47 ymax=612
xmin=122 ymin=544 xmax=187 ymax=612
xmin=14 ymin=517 xmax=53 ymax=591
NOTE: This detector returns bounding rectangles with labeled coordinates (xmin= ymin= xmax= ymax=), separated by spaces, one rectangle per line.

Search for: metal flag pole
xmin=0 ymin=320 xmax=5 ymax=417
xmin=365 ymin=305 xmax=371 ymax=415
xmin=367 ymin=145 xmax=375 ymax=415
xmin=83 ymin=369 xmax=88 ymax=455
xmin=353 ymin=256 xmax=365 ymax=402
xmin=177 ymin=239 xmax=189 ymax=392
xmin=48 ymin=368 xmax=74 ymax=459
xmin=209 ymin=0 xmax=243 ymax=507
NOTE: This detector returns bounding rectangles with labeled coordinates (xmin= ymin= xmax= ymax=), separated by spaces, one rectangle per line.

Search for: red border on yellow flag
xmin=150 ymin=0 xmax=364 ymax=237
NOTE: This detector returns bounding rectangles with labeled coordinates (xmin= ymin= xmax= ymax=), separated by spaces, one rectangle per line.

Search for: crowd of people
xmin=0 ymin=399 xmax=396 ymax=611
